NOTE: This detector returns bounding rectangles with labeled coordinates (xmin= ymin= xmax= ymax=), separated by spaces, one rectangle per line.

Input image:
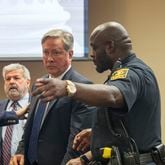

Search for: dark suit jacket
xmin=16 ymin=67 xmax=96 ymax=165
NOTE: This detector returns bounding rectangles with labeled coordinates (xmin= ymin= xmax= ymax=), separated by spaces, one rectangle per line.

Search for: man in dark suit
xmin=11 ymin=29 xmax=96 ymax=165
xmin=0 ymin=106 xmax=29 ymax=126
xmin=0 ymin=63 xmax=31 ymax=165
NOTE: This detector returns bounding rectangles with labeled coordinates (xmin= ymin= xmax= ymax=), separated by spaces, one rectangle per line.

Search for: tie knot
xmin=11 ymin=101 xmax=18 ymax=111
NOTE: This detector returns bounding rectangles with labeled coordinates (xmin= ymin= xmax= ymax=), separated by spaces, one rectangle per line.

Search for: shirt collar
xmin=8 ymin=92 xmax=30 ymax=108
xmin=49 ymin=65 xmax=71 ymax=80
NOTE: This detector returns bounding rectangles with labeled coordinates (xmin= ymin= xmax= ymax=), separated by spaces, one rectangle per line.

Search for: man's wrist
xmin=80 ymin=154 xmax=90 ymax=164
xmin=65 ymin=80 xmax=77 ymax=97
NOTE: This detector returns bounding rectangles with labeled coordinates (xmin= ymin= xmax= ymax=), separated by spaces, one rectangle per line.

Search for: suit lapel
xmin=40 ymin=68 xmax=74 ymax=123
xmin=44 ymin=68 xmax=74 ymax=115
xmin=62 ymin=67 xmax=74 ymax=81
xmin=0 ymin=100 xmax=9 ymax=145
xmin=45 ymin=99 xmax=58 ymax=116
xmin=0 ymin=100 xmax=9 ymax=113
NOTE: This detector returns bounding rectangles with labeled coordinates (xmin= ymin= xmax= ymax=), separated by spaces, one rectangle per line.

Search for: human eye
xmin=15 ymin=76 xmax=21 ymax=80
xmin=5 ymin=77 xmax=11 ymax=81
xmin=43 ymin=50 xmax=49 ymax=56
xmin=52 ymin=50 xmax=59 ymax=56
xmin=52 ymin=50 xmax=63 ymax=56
xmin=91 ymin=44 xmax=98 ymax=51
xmin=14 ymin=76 xmax=21 ymax=80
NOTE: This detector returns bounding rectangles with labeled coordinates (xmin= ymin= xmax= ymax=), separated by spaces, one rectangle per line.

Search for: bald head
xmin=90 ymin=21 xmax=132 ymax=51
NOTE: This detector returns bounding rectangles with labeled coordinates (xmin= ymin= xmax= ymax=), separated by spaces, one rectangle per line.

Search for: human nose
xmin=90 ymin=53 xmax=94 ymax=59
xmin=46 ymin=53 xmax=54 ymax=61
xmin=90 ymin=50 xmax=96 ymax=59
xmin=9 ymin=78 xmax=16 ymax=83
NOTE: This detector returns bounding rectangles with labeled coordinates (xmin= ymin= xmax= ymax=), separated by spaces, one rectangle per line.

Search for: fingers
xmin=35 ymin=78 xmax=49 ymax=86
xmin=16 ymin=103 xmax=31 ymax=117
xmin=9 ymin=155 xmax=24 ymax=165
xmin=19 ymin=156 xmax=24 ymax=165
xmin=32 ymin=77 xmax=66 ymax=101
xmin=38 ymin=87 xmax=58 ymax=102
xmin=73 ymin=133 xmax=82 ymax=150
xmin=32 ymin=78 xmax=50 ymax=97
xmin=32 ymin=78 xmax=57 ymax=98
xmin=76 ymin=139 xmax=90 ymax=152
xmin=40 ymin=95 xmax=55 ymax=102
xmin=9 ymin=156 xmax=18 ymax=165
xmin=32 ymin=85 xmax=45 ymax=97
xmin=66 ymin=157 xmax=82 ymax=165
xmin=73 ymin=129 xmax=92 ymax=152
xmin=73 ymin=135 xmax=88 ymax=151
xmin=73 ymin=140 xmax=81 ymax=151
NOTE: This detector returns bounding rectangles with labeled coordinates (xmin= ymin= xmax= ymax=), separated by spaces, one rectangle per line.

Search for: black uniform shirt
xmin=91 ymin=54 xmax=161 ymax=158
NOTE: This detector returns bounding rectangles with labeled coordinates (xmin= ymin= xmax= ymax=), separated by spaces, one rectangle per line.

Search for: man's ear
xmin=105 ymin=41 xmax=114 ymax=54
xmin=68 ymin=50 xmax=73 ymax=59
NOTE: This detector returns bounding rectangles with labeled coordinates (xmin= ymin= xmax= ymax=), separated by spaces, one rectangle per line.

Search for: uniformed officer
xmin=31 ymin=22 xmax=162 ymax=165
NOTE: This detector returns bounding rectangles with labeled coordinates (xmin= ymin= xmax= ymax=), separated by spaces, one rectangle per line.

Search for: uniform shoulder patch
xmin=111 ymin=68 xmax=129 ymax=80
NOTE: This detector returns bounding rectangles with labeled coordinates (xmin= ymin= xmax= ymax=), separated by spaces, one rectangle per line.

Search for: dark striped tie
xmin=28 ymin=100 xmax=47 ymax=164
xmin=1 ymin=101 xmax=17 ymax=165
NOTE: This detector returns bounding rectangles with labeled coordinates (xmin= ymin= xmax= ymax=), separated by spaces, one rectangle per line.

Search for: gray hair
xmin=41 ymin=29 xmax=74 ymax=51
xmin=2 ymin=63 xmax=31 ymax=80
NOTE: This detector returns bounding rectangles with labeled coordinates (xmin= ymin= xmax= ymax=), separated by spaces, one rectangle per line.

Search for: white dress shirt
xmin=2 ymin=93 xmax=30 ymax=156
xmin=39 ymin=65 xmax=71 ymax=126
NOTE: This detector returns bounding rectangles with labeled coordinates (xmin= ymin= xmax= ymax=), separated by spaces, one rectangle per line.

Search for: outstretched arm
xmin=0 ymin=104 xmax=29 ymax=126
xmin=32 ymin=78 xmax=125 ymax=108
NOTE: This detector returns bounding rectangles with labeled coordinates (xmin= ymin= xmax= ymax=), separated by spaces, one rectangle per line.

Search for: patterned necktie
xmin=1 ymin=101 xmax=17 ymax=165
xmin=28 ymin=100 xmax=47 ymax=164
